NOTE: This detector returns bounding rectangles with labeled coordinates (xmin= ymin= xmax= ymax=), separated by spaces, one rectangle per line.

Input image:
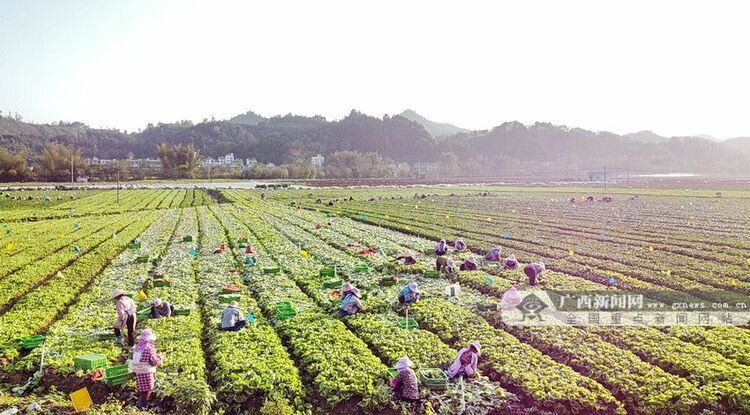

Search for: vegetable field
xmin=0 ymin=185 xmax=748 ymax=415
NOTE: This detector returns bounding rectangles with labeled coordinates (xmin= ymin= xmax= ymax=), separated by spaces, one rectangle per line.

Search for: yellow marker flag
xmin=6 ymin=243 xmax=13 ymax=253
xmin=649 ymin=246 xmax=654 ymax=252
xmin=385 ymin=215 xmax=389 ymax=219
xmin=512 ymin=209 xmax=516 ymax=213
xmin=59 ymin=233 xmax=65 ymax=239
xmin=138 ymin=290 xmax=147 ymax=301
xmin=746 ymin=258 xmax=750 ymax=266
xmin=405 ymin=226 xmax=412 ymax=231
xmin=70 ymin=387 xmax=93 ymax=413
xmin=414 ymin=205 xmax=419 ymax=209
xmin=569 ymin=249 xmax=575 ymax=256
xmin=316 ymin=208 xmax=320 ymax=212
xmin=486 ymin=217 xmax=492 ymax=222
xmin=300 ymin=250 xmax=309 ymax=257
xmin=445 ymin=215 xmax=450 ymax=219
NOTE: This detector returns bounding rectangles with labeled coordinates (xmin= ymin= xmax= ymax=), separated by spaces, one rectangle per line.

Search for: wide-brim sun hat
xmin=408 ymin=282 xmax=419 ymax=293
xmin=230 ymin=301 xmax=239 ymax=308
xmin=110 ymin=288 xmax=126 ymax=299
xmin=470 ymin=341 xmax=482 ymax=355
xmin=538 ymin=262 xmax=546 ymax=270
xmin=395 ymin=357 xmax=414 ymax=369
xmin=139 ymin=329 xmax=157 ymax=342
xmin=154 ymin=298 xmax=163 ymax=306
xmin=342 ymin=282 xmax=354 ymax=292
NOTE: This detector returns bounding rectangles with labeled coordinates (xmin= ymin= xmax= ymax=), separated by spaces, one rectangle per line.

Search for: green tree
xmin=0 ymin=148 xmax=30 ymax=181
xmin=36 ymin=142 xmax=82 ymax=181
xmin=157 ymin=143 xmax=201 ymax=178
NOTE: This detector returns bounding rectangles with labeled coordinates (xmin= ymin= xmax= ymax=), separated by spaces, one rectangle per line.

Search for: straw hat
xmin=395 ymin=357 xmax=414 ymax=369
xmin=110 ymin=288 xmax=126 ymax=299
xmin=342 ymin=282 xmax=355 ymax=292
xmin=139 ymin=329 xmax=156 ymax=342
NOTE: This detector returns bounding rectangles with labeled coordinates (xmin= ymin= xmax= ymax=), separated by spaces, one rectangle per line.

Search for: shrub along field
xmin=0 ymin=185 xmax=748 ymax=414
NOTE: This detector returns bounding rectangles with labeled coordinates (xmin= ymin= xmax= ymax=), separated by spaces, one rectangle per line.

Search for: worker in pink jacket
xmin=445 ymin=342 xmax=481 ymax=379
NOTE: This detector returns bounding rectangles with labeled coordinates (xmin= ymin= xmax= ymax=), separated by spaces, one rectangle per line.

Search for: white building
xmin=246 ymin=158 xmax=257 ymax=166
xmin=266 ymin=162 xmax=276 ymax=168
xmin=223 ymin=153 xmax=235 ymax=165
xmin=311 ymin=154 xmax=324 ymax=167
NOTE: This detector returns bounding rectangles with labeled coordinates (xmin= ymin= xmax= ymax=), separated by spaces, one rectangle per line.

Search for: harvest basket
xmin=417 ymin=368 xmax=448 ymax=389
xmin=263 ymin=267 xmax=280 ymax=275
xmin=104 ymin=364 xmax=133 ymax=386
xmin=219 ymin=294 xmax=242 ymax=304
xmin=74 ymin=353 xmax=108 ymax=371
xmin=275 ymin=301 xmax=297 ymax=321
xmin=380 ymin=276 xmax=398 ymax=286
xmin=135 ymin=256 xmax=149 ymax=264
xmin=386 ymin=368 xmax=398 ymax=379
xmin=94 ymin=331 xmax=116 ymax=341
xmin=323 ymin=279 xmax=342 ymax=289
xmin=221 ymin=285 xmax=242 ymax=294
xmin=182 ymin=235 xmax=193 ymax=242
xmin=127 ymin=243 xmax=141 ymax=250
xmin=173 ymin=308 xmax=191 ymax=316
xmin=396 ymin=317 xmax=418 ymax=330
xmin=136 ymin=308 xmax=152 ymax=320
xmin=18 ymin=335 xmax=45 ymax=350
xmin=355 ymin=264 xmax=369 ymax=273
xmin=319 ymin=268 xmax=336 ymax=277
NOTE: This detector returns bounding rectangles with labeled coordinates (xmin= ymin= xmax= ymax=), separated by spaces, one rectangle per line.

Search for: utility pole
xmin=70 ymin=152 xmax=74 ymax=183
xmin=604 ymin=165 xmax=607 ymax=191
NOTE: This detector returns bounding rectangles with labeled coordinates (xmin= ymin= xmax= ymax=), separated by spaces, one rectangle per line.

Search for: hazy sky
xmin=1 ymin=0 xmax=749 ymax=138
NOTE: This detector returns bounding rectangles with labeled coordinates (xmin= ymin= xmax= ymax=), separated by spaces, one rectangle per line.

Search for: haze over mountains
xmin=1 ymin=109 xmax=749 ymax=176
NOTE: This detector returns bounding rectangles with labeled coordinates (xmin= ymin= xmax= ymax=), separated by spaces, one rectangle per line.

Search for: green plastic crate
xmin=417 ymin=368 xmax=448 ymax=389
xmin=387 ymin=368 xmax=398 ymax=380
xmin=218 ymin=294 xmax=242 ymax=304
xmin=173 ymin=308 xmax=191 ymax=316
xmin=424 ymin=270 xmax=440 ymax=279
xmin=135 ymin=256 xmax=149 ymax=264
xmin=18 ymin=335 xmax=45 ymax=349
xmin=319 ymin=268 xmax=336 ymax=277
xmin=355 ymin=264 xmax=369 ymax=273
xmin=396 ymin=317 xmax=418 ymax=330
xmin=276 ymin=307 xmax=297 ymax=321
xmin=95 ymin=331 xmax=116 ymax=341
xmin=380 ymin=276 xmax=398 ymax=286
xmin=74 ymin=353 xmax=108 ymax=371
xmin=136 ymin=308 xmax=152 ymax=320
xmin=221 ymin=286 xmax=242 ymax=294
xmin=263 ymin=267 xmax=280 ymax=275
xmin=275 ymin=301 xmax=292 ymax=309
xmin=322 ymin=279 xmax=342 ymax=289
xmin=182 ymin=236 xmax=193 ymax=242
xmin=104 ymin=365 xmax=133 ymax=386
xmin=127 ymin=243 xmax=141 ymax=250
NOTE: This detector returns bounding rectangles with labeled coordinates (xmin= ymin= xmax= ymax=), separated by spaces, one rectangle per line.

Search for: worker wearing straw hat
xmin=339 ymin=282 xmax=365 ymax=317
xmin=111 ymin=289 xmax=137 ymax=346
xmin=219 ymin=301 xmax=246 ymax=332
xmin=390 ymin=357 xmax=420 ymax=402
xmin=129 ymin=329 xmax=164 ymax=410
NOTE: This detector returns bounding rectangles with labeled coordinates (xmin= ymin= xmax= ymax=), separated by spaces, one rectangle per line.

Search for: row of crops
xmin=1 ymin=186 xmax=749 ymax=414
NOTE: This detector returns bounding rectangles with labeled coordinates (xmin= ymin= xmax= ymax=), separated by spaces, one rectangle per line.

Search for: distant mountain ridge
xmin=2 ymin=110 xmax=749 ymax=176
xmin=398 ymin=109 xmax=469 ymax=138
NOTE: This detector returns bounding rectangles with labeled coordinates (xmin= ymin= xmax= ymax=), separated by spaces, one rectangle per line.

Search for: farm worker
xmin=607 ymin=277 xmax=618 ymax=290
xmin=111 ymin=289 xmax=137 ymax=346
xmin=435 ymin=256 xmax=456 ymax=273
xmin=315 ymin=223 xmax=322 ymax=230
xmin=502 ymin=255 xmax=519 ymax=270
xmin=129 ymin=329 xmax=164 ymax=410
xmin=586 ymin=195 xmax=594 ymax=202
xmin=485 ymin=246 xmax=502 ymax=262
xmin=338 ymin=282 xmax=365 ymax=317
xmin=445 ymin=342 xmax=481 ymax=380
xmin=501 ymin=286 xmax=521 ymax=312
xmin=398 ymin=282 xmax=421 ymax=304
xmin=434 ymin=239 xmax=448 ymax=256
xmin=454 ymin=238 xmax=467 ymax=251
xmin=390 ymin=357 xmax=420 ymax=403
xmin=219 ymin=301 xmax=246 ymax=331
xmin=152 ymin=298 xmax=172 ymax=318
xmin=394 ymin=252 xmax=417 ymax=266
xmin=569 ymin=197 xmax=576 ymax=203
xmin=460 ymin=257 xmax=478 ymax=271
xmin=328 ymin=217 xmax=333 ymax=226
xmin=524 ymin=262 xmax=546 ymax=286
xmin=245 ymin=245 xmax=253 ymax=254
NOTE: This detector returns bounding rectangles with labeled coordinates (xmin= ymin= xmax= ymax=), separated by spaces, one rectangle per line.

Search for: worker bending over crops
xmin=434 ymin=239 xmax=448 ymax=256
xmin=129 ymin=329 xmax=164 ymax=410
xmin=111 ymin=289 xmax=137 ymax=346
xmin=454 ymin=238 xmax=466 ymax=251
xmin=391 ymin=357 xmax=420 ymax=403
xmin=445 ymin=342 xmax=481 ymax=380
xmin=502 ymin=255 xmax=519 ymax=270
xmin=219 ymin=301 xmax=246 ymax=331
xmin=394 ymin=252 xmax=417 ymax=266
xmin=485 ymin=246 xmax=502 ymax=261
xmin=151 ymin=298 xmax=172 ymax=318
xmin=435 ymin=256 xmax=456 ymax=274
xmin=524 ymin=262 xmax=546 ymax=286
xmin=398 ymin=282 xmax=421 ymax=304
xmin=459 ymin=257 xmax=478 ymax=271
xmin=339 ymin=282 xmax=365 ymax=317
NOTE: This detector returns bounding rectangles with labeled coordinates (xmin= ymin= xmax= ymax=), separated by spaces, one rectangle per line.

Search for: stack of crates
xmin=104 ymin=365 xmax=133 ymax=386
xmin=18 ymin=335 xmax=45 ymax=350
xmin=74 ymin=353 xmax=108 ymax=371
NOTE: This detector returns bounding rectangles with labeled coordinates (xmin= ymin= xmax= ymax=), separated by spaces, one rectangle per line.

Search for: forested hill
xmin=1 ymin=111 xmax=748 ymax=175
